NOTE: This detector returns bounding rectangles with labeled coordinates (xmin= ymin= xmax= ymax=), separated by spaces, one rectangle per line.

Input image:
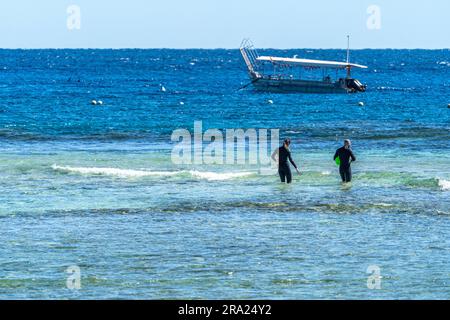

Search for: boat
xmin=239 ymin=37 xmax=368 ymax=94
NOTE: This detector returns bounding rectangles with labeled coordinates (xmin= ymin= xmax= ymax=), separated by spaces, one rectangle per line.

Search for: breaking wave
xmin=51 ymin=165 xmax=178 ymax=178
xmin=188 ymin=170 xmax=254 ymax=181
xmin=51 ymin=165 xmax=254 ymax=181
xmin=51 ymin=165 xmax=450 ymax=188
xmin=439 ymin=179 xmax=450 ymax=191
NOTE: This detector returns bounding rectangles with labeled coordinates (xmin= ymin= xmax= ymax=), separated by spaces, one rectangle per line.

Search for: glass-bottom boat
xmin=240 ymin=38 xmax=368 ymax=94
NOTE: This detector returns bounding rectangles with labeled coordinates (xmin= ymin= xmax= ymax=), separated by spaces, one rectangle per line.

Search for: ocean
xmin=0 ymin=49 xmax=449 ymax=299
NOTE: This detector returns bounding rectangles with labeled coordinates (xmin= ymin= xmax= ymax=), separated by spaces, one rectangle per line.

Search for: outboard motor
xmin=346 ymin=78 xmax=367 ymax=92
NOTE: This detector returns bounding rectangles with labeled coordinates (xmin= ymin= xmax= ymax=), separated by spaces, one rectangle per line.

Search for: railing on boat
xmin=239 ymin=39 xmax=261 ymax=77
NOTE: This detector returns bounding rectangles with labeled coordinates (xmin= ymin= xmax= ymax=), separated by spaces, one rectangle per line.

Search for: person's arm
xmin=288 ymin=152 xmax=301 ymax=175
xmin=271 ymin=149 xmax=278 ymax=163
xmin=334 ymin=149 xmax=339 ymax=161
xmin=288 ymin=152 xmax=297 ymax=169
xmin=349 ymin=149 xmax=356 ymax=162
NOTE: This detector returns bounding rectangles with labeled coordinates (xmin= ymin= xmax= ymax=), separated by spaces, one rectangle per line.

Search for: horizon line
xmin=0 ymin=47 xmax=449 ymax=50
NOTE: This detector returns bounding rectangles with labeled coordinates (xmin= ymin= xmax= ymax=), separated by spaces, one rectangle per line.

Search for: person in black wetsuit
xmin=271 ymin=138 xmax=301 ymax=184
xmin=334 ymin=139 xmax=356 ymax=183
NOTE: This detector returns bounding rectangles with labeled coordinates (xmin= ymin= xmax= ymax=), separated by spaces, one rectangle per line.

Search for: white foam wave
xmin=52 ymin=165 xmax=178 ymax=178
xmin=377 ymin=86 xmax=415 ymax=92
xmin=438 ymin=179 xmax=450 ymax=191
xmin=188 ymin=170 xmax=254 ymax=181
xmin=374 ymin=203 xmax=394 ymax=207
xmin=52 ymin=165 xmax=254 ymax=181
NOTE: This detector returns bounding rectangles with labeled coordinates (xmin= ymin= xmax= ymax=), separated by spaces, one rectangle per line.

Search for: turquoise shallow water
xmin=1 ymin=148 xmax=449 ymax=299
xmin=0 ymin=49 xmax=449 ymax=299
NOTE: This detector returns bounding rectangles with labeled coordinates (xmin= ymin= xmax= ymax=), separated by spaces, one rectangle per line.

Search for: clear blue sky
xmin=1 ymin=0 xmax=449 ymax=49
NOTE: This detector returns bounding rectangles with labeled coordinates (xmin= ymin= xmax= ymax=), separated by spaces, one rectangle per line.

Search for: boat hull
xmin=251 ymin=78 xmax=351 ymax=94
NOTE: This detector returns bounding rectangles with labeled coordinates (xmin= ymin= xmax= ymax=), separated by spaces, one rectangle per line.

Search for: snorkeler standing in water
xmin=272 ymin=138 xmax=301 ymax=184
xmin=334 ymin=139 xmax=356 ymax=183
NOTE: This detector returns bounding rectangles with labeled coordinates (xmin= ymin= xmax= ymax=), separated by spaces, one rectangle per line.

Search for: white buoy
xmin=179 ymin=101 xmax=185 ymax=105
xmin=267 ymin=99 xmax=274 ymax=104
xmin=447 ymin=104 xmax=450 ymax=109
xmin=358 ymin=102 xmax=365 ymax=107
xmin=91 ymin=100 xmax=97 ymax=105
xmin=160 ymin=85 xmax=167 ymax=92
xmin=97 ymin=100 xmax=103 ymax=105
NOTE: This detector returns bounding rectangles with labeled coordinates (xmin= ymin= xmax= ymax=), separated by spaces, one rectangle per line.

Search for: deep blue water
xmin=0 ymin=49 xmax=449 ymax=299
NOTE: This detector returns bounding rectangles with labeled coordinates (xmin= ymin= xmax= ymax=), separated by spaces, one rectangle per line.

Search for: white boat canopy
xmin=257 ymin=56 xmax=368 ymax=69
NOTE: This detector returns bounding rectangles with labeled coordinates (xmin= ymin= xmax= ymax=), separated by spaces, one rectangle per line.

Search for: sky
xmin=0 ymin=0 xmax=449 ymax=49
